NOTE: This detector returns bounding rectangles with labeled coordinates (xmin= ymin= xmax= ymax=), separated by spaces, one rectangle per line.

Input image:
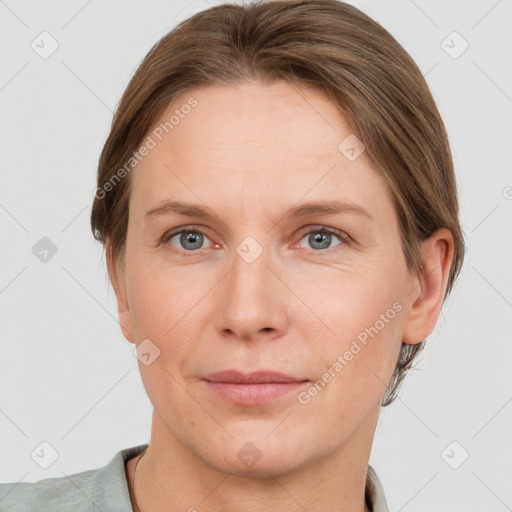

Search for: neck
xmin=128 ymin=409 xmax=378 ymax=512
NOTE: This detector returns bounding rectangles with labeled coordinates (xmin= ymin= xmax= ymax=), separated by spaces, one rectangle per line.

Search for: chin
xmin=210 ymin=448 xmax=308 ymax=479
xmin=192 ymin=426 xmax=318 ymax=478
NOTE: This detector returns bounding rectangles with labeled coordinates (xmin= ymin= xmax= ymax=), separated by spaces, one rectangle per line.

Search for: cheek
xmin=302 ymin=273 xmax=405 ymax=402
xmin=125 ymin=261 xmax=212 ymax=383
xmin=126 ymin=265 xmax=202 ymax=411
xmin=125 ymin=259 xmax=192 ymax=337
xmin=310 ymin=266 xmax=404 ymax=343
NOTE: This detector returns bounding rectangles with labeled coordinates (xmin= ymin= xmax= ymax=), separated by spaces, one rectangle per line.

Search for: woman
xmin=0 ymin=0 xmax=465 ymax=510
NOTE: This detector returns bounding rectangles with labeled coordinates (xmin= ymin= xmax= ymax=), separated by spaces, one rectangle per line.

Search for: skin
xmin=108 ymin=79 xmax=454 ymax=512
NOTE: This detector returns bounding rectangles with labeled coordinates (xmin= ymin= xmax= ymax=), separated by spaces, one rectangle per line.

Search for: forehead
xmin=149 ymin=80 xmax=351 ymax=161
xmin=129 ymin=80 xmax=394 ymax=225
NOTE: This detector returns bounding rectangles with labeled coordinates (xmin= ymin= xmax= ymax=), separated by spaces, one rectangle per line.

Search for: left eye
xmin=297 ymin=228 xmax=347 ymax=251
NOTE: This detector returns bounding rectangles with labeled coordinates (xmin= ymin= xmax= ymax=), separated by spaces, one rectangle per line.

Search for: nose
xmin=213 ymin=237 xmax=289 ymax=342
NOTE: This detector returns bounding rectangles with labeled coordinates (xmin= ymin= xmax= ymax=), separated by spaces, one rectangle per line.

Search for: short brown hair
xmin=90 ymin=0 xmax=466 ymax=406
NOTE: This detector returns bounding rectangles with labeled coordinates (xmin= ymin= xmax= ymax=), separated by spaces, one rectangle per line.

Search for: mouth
xmin=201 ymin=370 xmax=309 ymax=405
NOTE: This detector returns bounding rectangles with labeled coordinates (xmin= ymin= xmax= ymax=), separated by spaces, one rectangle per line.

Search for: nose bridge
xmin=215 ymin=233 xmax=287 ymax=339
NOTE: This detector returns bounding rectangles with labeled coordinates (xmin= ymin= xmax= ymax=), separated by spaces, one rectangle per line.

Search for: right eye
xmin=161 ymin=226 xmax=216 ymax=254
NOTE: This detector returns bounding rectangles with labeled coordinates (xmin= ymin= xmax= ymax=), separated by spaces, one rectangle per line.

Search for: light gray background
xmin=1 ymin=0 xmax=511 ymax=510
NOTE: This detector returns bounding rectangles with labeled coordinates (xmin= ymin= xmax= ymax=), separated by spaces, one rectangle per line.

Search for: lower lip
xmin=203 ymin=381 xmax=308 ymax=405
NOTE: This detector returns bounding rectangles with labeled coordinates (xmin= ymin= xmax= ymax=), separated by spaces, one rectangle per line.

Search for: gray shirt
xmin=0 ymin=444 xmax=390 ymax=511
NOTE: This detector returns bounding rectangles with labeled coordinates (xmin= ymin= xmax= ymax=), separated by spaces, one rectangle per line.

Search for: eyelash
xmin=160 ymin=225 xmax=350 ymax=256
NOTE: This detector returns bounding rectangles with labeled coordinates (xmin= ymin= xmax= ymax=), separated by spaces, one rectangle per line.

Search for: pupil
xmin=311 ymin=232 xmax=329 ymax=249
xmin=183 ymin=232 xmax=202 ymax=249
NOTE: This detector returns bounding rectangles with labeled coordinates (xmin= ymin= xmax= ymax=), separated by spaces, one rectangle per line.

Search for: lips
xmin=201 ymin=370 xmax=309 ymax=405
xmin=202 ymin=369 xmax=308 ymax=384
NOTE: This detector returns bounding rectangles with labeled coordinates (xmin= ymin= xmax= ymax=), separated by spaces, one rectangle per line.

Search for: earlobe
xmin=105 ymin=240 xmax=135 ymax=344
xmin=402 ymin=228 xmax=454 ymax=345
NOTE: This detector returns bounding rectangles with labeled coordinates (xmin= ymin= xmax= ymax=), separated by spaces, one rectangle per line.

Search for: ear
xmin=106 ymin=239 xmax=135 ymax=344
xmin=402 ymin=228 xmax=454 ymax=345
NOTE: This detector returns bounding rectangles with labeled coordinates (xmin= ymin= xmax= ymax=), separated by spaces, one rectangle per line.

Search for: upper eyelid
xmin=162 ymin=225 xmax=215 ymax=242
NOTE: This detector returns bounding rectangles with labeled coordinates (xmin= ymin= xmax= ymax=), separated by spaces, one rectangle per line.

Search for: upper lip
xmin=202 ymin=370 xmax=308 ymax=384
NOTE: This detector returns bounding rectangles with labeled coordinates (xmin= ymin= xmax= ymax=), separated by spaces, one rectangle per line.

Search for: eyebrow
xmin=145 ymin=199 xmax=372 ymax=223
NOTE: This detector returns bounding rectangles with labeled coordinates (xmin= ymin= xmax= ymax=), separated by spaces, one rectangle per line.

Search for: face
xmin=111 ymin=80 xmax=421 ymax=477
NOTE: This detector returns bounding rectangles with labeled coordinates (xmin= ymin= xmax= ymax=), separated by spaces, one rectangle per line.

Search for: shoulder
xmin=0 ymin=444 xmax=148 ymax=512
xmin=0 ymin=468 xmax=96 ymax=512
xmin=366 ymin=464 xmax=391 ymax=512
